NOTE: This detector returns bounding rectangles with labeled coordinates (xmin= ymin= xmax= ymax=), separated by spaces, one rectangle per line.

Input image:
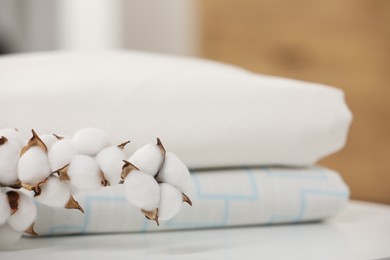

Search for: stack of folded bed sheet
xmin=0 ymin=51 xmax=352 ymax=235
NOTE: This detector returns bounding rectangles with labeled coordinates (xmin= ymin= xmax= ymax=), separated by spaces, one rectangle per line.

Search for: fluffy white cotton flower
xmin=96 ymin=146 xmax=125 ymax=185
xmin=0 ymin=137 xmax=20 ymax=185
xmin=67 ymin=154 xmax=102 ymax=191
xmin=156 ymin=152 xmax=191 ymax=193
xmin=158 ymin=183 xmax=183 ymax=221
xmin=35 ymin=176 xmax=71 ymax=208
xmin=72 ymin=128 xmax=111 ymax=156
xmin=128 ymin=143 xmax=164 ymax=176
xmin=39 ymin=134 xmax=58 ymax=150
xmin=48 ymin=138 xmax=77 ymax=171
xmin=18 ymin=146 xmax=51 ymax=184
xmin=0 ymin=129 xmax=25 ymax=148
xmin=7 ymin=192 xmax=37 ymax=232
xmin=0 ymin=224 xmax=22 ymax=246
xmin=124 ymin=170 xmax=160 ymax=211
xmin=0 ymin=191 xmax=11 ymax=225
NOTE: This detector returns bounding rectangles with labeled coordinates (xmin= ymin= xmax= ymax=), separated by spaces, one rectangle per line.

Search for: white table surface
xmin=1 ymin=200 xmax=389 ymax=260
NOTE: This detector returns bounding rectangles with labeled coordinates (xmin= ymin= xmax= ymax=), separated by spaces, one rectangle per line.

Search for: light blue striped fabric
xmin=34 ymin=166 xmax=349 ymax=236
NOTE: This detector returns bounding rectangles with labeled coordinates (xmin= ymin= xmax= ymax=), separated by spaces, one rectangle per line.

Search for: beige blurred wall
xmin=0 ymin=0 xmax=199 ymax=55
xmin=200 ymin=0 xmax=390 ymax=204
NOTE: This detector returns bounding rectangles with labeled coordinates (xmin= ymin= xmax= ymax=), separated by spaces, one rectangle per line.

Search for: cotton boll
xmin=96 ymin=146 xmax=125 ymax=185
xmin=18 ymin=146 xmax=51 ymax=184
xmin=39 ymin=134 xmax=58 ymax=150
xmin=0 ymin=138 xmax=20 ymax=185
xmin=67 ymin=155 xmax=102 ymax=191
xmin=124 ymin=170 xmax=160 ymax=211
xmin=48 ymin=138 xmax=77 ymax=171
xmin=158 ymin=183 xmax=183 ymax=221
xmin=0 ymin=224 xmax=22 ymax=246
xmin=156 ymin=153 xmax=192 ymax=193
xmin=0 ymin=129 xmax=25 ymax=148
xmin=35 ymin=176 xmax=71 ymax=208
xmin=7 ymin=192 xmax=36 ymax=232
xmin=0 ymin=192 xmax=11 ymax=225
xmin=128 ymin=143 xmax=164 ymax=176
xmin=72 ymin=128 xmax=111 ymax=156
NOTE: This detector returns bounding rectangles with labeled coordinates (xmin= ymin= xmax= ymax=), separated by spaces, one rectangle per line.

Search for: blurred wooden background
xmin=200 ymin=0 xmax=390 ymax=204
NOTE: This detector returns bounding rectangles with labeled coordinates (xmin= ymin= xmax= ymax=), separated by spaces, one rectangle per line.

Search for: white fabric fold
xmin=34 ymin=166 xmax=349 ymax=235
xmin=0 ymin=51 xmax=352 ymax=167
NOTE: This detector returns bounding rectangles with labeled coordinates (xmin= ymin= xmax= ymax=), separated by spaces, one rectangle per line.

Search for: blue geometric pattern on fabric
xmin=267 ymin=188 xmax=349 ymax=224
xmin=47 ymin=195 xmax=127 ymax=235
xmin=44 ymin=167 xmax=348 ymax=234
xmin=165 ymin=169 xmax=260 ymax=228
xmin=265 ymin=167 xmax=347 ymax=223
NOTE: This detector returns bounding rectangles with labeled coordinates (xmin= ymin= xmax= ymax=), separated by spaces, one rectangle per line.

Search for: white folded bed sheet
xmin=0 ymin=51 xmax=352 ymax=168
xmin=34 ymin=166 xmax=349 ymax=236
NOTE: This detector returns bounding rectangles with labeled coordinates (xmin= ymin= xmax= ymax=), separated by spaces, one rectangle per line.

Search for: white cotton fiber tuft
xmin=18 ymin=146 xmax=51 ymax=184
xmin=124 ymin=170 xmax=160 ymax=211
xmin=0 ymin=139 xmax=20 ymax=185
xmin=0 ymin=192 xmax=11 ymax=225
xmin=158 ymin=183 xmax=183 ymax=221
xmin=48 ymin=138 xmax=77 ymax=171
xmin=128 ymin=144 xmax=164 ymax=176
xmin=35 ymin=176 xmax=71 ymax=207
xmin=0 ymin=129 xmax=25 ymax=148
xmin=156 ymin=152 xmax=192 ymax=193
xmin=72 ymin=128 xmax=111 ymax=156
xmin=7 ymin=192 xmax=37 ymax=232
xmin=96 ymin=146 xmax=125 ymax=185
xmin=0 ymin=224 xmax=22 ymax=246
xmin=39 ymin=134 xmax=58 ymax=150
xmin=67 ymin=154 xmax=102 ymax=191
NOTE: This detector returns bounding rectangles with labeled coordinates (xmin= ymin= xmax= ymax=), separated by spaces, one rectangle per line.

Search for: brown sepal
xmin=155 ymin=138 xmax=167 ymax=178
xmin=0 ymin=136 xmax=7 ymax=145
xmin=0 ymin=181 xmax=22 ymax=189
xmin=117 ymin=140 xmax=131 ymax=150
xmin=65 ymin=196 xmax=84 ymax=213
xmin=54 ymin=164 xmax=70 ymax=182
xmin=21 ymin=182 xmax=35 ymax=191
xmin=6 ymin=191 xmax=20 ymax=215
xmin=53 ymin=134 xmax=64 ymax=140
xmin=182 ymin=193 xmax=192 ymax=206
xmin=22 ymin=178 xmax=48 ymax=196
xmin=20 ymin=129 xmax=48 ymax=156
xmin=24 ymin=223 xmax=38 ymax=236
xmin=121 ymin=160 xmax=139 ymax=180
xmin=156 ymin=138 xmax=166 ymax=160
xmin=142 ymin=208 xmax=159 ymax=226
xmin=100 ymin=171 xmax=110 ymax=187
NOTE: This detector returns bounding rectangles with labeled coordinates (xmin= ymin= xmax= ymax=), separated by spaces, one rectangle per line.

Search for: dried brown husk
xmin=54 ymin=164 xmax=70 ymax=182
xmin=0 ymin=181 xmax=22 ymax=189
xmin=100 ymin=171 xmax=110 ymax=187
xmin=20 ymin=129 xmax=48 ymax=156
xmin=121 ymin=160 xmax=139 ymax=180
xmin=155 ymin=138 xmax=167 ymax=178
xmin=141 ymin=208 xmax=159 ymax=226
xmin=117 ymin=140 xmax=130 ymax=150
xmin=156 ymin=138 xmax=166 ymax=159
xmin=0 ymin=136 xmax=7 ymax=145
xmin=24 ymin=223 xmax=38 ymax=236
xmin=65 ymin=196 xmax=84 ymax=213
xmin=53 ymin=134 xmax=64 ymax=140
xmin=22 ymin=178 xmax=48 ymax=196
xmin=6 ymin=191 xmax=20 ymax=214
xmin=182 ymin=193 xmax=192 ymax=206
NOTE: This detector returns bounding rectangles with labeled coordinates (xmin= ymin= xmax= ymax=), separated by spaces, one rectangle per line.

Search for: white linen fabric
xmin=33 ymin=166 xmax=349 ymax=235
xmin=0 ymin=51 xmax=352 ymax=168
